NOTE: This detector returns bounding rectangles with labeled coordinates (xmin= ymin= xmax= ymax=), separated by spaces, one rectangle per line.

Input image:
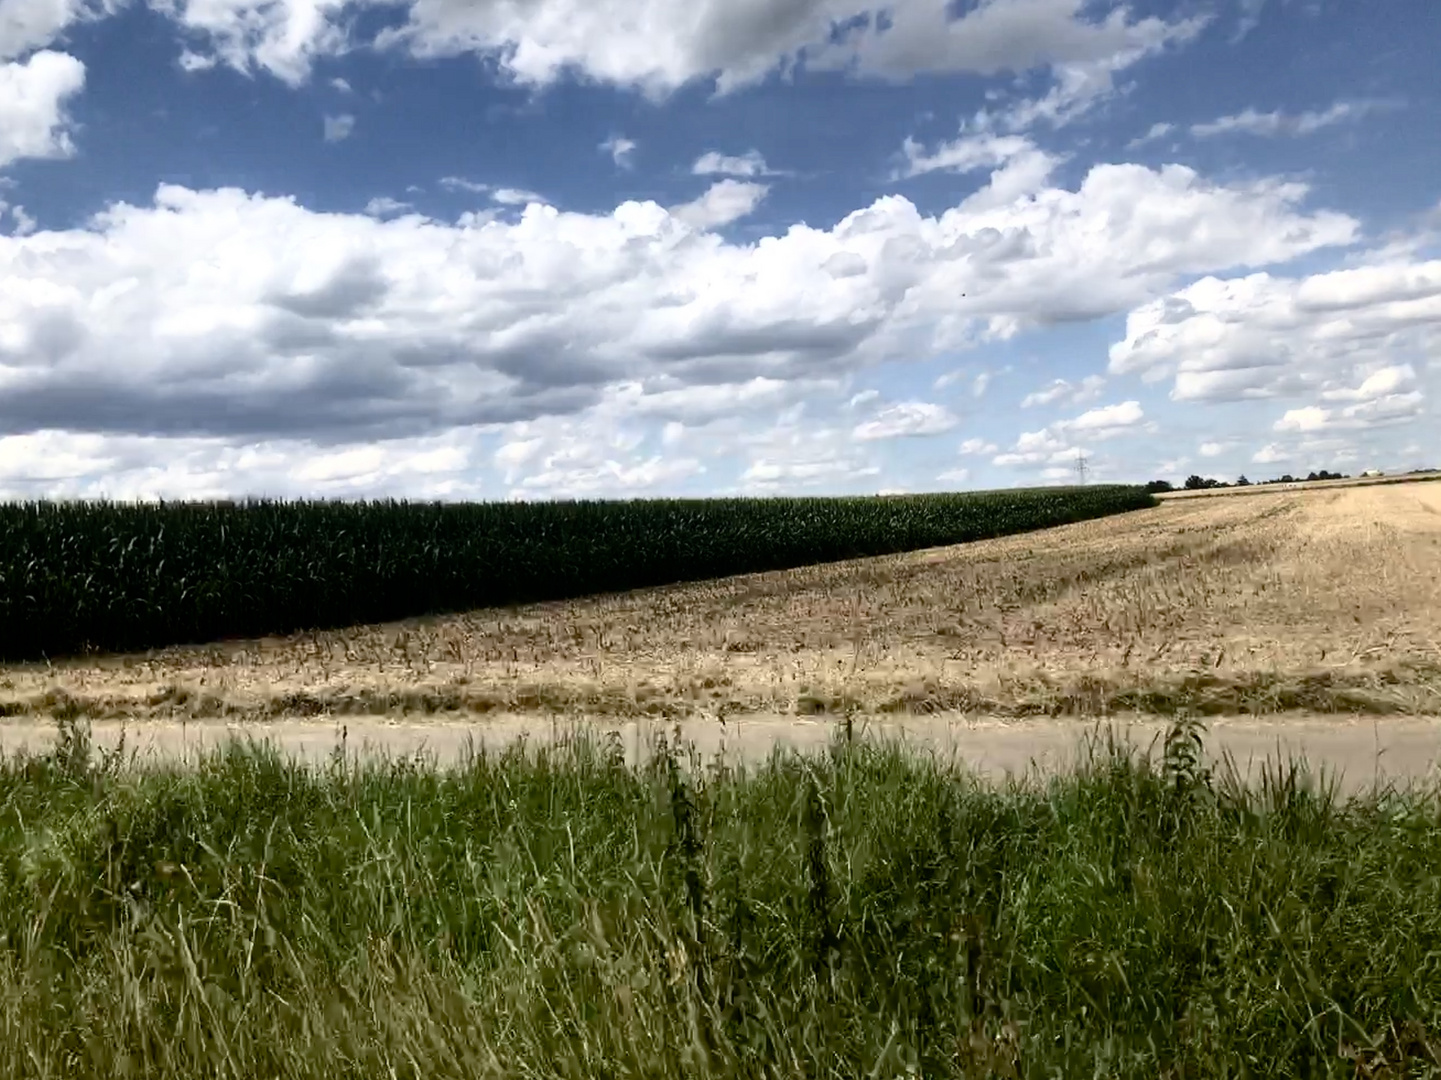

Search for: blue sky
xmin=0 ymin=0 xmax=1436 ymax=499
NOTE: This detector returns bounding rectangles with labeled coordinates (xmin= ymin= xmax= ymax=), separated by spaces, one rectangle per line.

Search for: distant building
xmin=1362 ymin=469 xmax=1385 ymax=478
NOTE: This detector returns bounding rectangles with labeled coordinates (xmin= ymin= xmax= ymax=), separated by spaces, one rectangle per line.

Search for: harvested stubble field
xmin=4 ymin=479 xmax=1439 ymax=730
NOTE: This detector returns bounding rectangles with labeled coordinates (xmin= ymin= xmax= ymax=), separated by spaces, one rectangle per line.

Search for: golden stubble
xmin=4 ymin=482 xmax=1440 ymax=722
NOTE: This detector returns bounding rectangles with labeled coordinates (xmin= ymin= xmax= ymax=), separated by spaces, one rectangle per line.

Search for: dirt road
xmin=3 ymin=713 xmax=1438 ymax=797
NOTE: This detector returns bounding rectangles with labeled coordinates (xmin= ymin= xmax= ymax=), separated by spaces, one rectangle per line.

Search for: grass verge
xmin=1 ymin=717 xmax=1439 ymax=1077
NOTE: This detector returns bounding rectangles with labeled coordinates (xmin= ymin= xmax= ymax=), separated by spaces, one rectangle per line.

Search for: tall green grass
xmin=0 ymin=486 xmax=1155 ymax=661
xmin=1 ymin=719 xmax=1438 ymax=1077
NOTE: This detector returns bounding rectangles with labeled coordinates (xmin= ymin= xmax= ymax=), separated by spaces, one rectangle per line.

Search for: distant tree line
xmin=1145 ymin=470 xmax=1349 ymax=494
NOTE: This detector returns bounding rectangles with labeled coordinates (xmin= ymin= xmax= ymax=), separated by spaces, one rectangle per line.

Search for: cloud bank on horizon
xmin=0 ymin=0 xmax=1436 ymax=499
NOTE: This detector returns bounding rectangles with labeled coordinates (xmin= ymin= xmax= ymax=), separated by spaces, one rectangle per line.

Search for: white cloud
xmin=1251 ymin=442 xmax=1290 ymax=465
xmin=439 ymin=176 xmax=489 ymax=194
xmin=148 ymin=0 xmax=1203 ymax=101
xmin=322 ymin=112 xmax=354 ymax=141
xmin=147 ymin=0 xmax=350 ymax=88
xmin=1191 ymin=100 xmax=1386 ymax=139
xmin=852 ymin=401 xmax=959 ymax=440
xmin=1126 ymin=121 xmax=1174 ymax=148
xmin=0 ymin=427 xmax=489 ymax=501
xmin=1198 ymin=441 xmax=1226 ymax=458
xmin=1235 ymin=0 xmax=1267 ymax=39
xmin=848 ymin=388 xmax=880 ymax=408
xmin=1066 ymin=400 xmax=1143 ymax=432
xmin=363 ymin=196 xmax=412 ymax=217
xmin=1020 ymin=373 xmax=1104 ymax=407
xmin=600 ymin=134 xmax=636 ymax=168
xmin=0 ymin=155 xmax=1357 ymax=461
xmin=936 ymin=466 xmax=970 ymax=483
xmin=1319 ymin=363 xmax=1417 ymax=403
xmin=900 ymin=132 xmax=1033 ymax=177
xmin=972 ymin=372 xmax=991 ymax=397
xmin=0 ymin=49 xmax=85 ymax=167
xmin=669 ymin=179 xmax=767 ymax=229
xmin=958 ymin=437 xmax=998 ymax=455
xmin=177 ymin=48 xmax=217 ymax=71
xmin=1273 ymin=392 xmax=1424 ymax=434
xmin=809 ymin=0 xmax=1201 ymax=90
xmin=12 ymin=205 xmax=37 ymax=234
xmin=490 ymin=187 xmax=546 ymax=206
xmin=993 ymin=400 xmax=1142 ymax=469
xmin=493 ymin=416 xmax=704 ymax=498
xmin=1109 ymin=262 xmax=1440 ymax=424
xmin=0 ymin=0 xmax=116 ymax=60
xmin=898 ymin=132 xmax=1063 ymax=213
xmin=692 ymin=150 xmax=770 ymax=177
xmin=330 ymin=76 xmax=351 ymax=91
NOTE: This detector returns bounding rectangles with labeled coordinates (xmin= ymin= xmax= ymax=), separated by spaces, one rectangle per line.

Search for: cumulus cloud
xmin=1191 ymin=100 xmax=1386 ymax=139
xmin=149 ymin=0 xmax=1203 ymax=100
xmin=692 ymin=149 xmax=770 ymax=177
xmin=1251 ymin=442 xmax=1290 ymax=465
xmin=492 ymin=410 xmax=705 ymax=498
xmin=1273 ymin=393 xmax=1424 ymax=434
xmin=0 ymin=154 xmax=1357 ymax=459
xmin=148 ymin=0 xmax=350 ymax=88
xmin=852 ymin=401 xmax=959 ymax=440
xmin=1066 ymin=400 xmax=1143 ymax=432
xmin=898 ymin=133 xmax=1063 ymax=212
xmin=808 ymin=0 xmax=1200 ymax=88
xmin=669 ymin=179 xmax=768 ymax=229
xmin=958 ymin=437 xmax=998 ymax=455
xmin=0 ymin=427 xmax=492 ymax=501
xmin=1319 ymin=364 xmax=1417 ymax=403
xmin=0 ymin=49 xmax=86 ymax=167
xmin=1109 ymin=261 xmax=1439 ymax=420
xmin=733 ymin=403 xmax=882 ymax=492
xmin=993 ymin=400 xmax=1143 ymax=467
xmin=1020 ymin=373 xmax=1104 ymax=407
xmin=0 ymin=0 xmax=117 ymax=60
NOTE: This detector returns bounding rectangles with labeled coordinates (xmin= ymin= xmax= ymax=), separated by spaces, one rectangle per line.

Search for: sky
xmin=0 ymin=0 xmax=1437 ymax=501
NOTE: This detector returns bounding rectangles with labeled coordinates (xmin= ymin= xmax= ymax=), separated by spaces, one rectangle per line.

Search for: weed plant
xmin=0 ymin=718 xmax=1438 ymax=1077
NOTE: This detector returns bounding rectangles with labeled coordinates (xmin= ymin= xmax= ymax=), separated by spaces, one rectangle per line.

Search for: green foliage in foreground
xmin=1 ymin=721 xmax=1439 ymax=1078
xmin=0 ymin=486 xmax=1154 ymax=661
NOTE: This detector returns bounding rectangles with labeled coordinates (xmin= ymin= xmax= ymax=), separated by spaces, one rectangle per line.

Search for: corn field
xmin=0 ymin=486 xmax=1155 ymax=661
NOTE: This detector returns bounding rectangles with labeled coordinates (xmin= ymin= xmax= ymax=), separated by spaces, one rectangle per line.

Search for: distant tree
xmin=1145 ymin=479 xmax=1175 ymax=493
xmin=1279 ymin=474 xmax=1296 ymax=483
xmin=1236 ymin=475 xmax=1250 ymax=486
xmin=1184 ymin=475 xmax=1206 ymax=490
